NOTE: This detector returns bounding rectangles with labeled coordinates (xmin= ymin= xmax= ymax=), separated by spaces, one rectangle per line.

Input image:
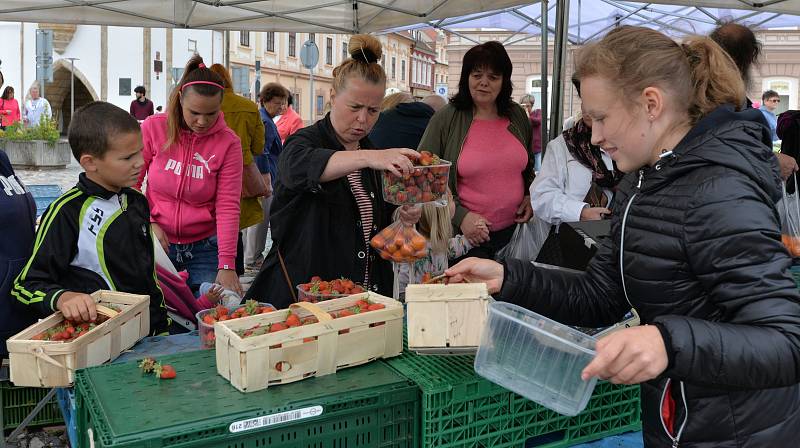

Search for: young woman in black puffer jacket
xmin=447 ymin=26 xmax=800 ymax=447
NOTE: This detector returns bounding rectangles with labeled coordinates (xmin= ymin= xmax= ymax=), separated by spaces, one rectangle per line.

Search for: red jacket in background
xmin=137 ymin=113 xmax=243 ymax=270
xmin=275 ymin=106 xmax=304 ymax=144
xmin=530 ymin=109 xmax=542 ymax=154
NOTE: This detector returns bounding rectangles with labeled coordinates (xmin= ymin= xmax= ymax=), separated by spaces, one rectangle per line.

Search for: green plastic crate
xmin=0 ymin=381 xmax=63 ymax=431
xmin=75 ymin=349 xmax=419 ymax=448
xmin=385 ymin=347 xmax=641 ymax=448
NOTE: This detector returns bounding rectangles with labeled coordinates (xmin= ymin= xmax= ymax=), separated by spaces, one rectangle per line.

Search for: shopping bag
xmin=781 ymin=173 xmax=800 ymax=257
xmin=371 ymin=220 xmax=428 ymax=263
xmin=495 ymin=217 xmax=551 ymax=263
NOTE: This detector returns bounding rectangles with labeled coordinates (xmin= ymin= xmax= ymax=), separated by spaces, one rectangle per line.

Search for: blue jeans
xmin=534 ymin=152 xmax=542 ymax=172
xmin=168 ymin=235 xmax=219 ymax=293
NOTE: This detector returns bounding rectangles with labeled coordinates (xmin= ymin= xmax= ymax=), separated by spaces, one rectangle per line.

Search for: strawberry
xmin=368 ymin=303 xmax=386 ymax=311
xmin=286 ymin=313 xmax=301 ymax=327
xmin=338 ymin=309 xmax=355 ymax=318
xmin=303 ymin=337 xmax=317 ymax=343
xmin=155 ymin=364 xmax=177 ymax=379
xmin=270 ymin=322 xmax=288 ymax=332
xmin=202 ymin=314 xmax=216 ymax=325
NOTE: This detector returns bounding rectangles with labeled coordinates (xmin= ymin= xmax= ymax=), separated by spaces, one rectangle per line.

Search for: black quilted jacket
xmin=501 ymin=105 xmax=800 ymax=447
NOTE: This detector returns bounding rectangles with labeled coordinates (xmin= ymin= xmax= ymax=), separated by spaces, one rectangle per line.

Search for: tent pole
xmin=541 ymin=0 xmax=549 ymax=151
xmin=549 ymin=0 xmax=569 ymax=141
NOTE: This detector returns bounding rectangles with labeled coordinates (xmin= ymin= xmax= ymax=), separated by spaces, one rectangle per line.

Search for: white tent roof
xmin=400 ymin=1 xmax=800 ymax=44
xmin=0 ymin=0 xmax=534 ymax=33
xmin=3 ymin=0 xmax=800 ymax=35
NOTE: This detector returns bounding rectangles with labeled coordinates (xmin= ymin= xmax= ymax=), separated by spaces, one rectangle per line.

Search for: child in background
xmin=394 ymin=191 xmax=486 ymax=300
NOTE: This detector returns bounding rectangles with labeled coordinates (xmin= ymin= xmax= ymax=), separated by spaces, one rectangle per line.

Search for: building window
xmin=232 ymin=66 xmax=250 ymax=97
xmin=119 ymin=78 xmax=131 ymax=96
xmin=293 ymin=93 xmax=301 ymax=114
xmin=391 ymin=57 xmax=396 ymax=80
xmin=382 ymin=55 xmax=386 ymax=67
xmin=187 ymin=39 xmax=197 ymax=53
xmin=342 ymin=42 xmax=348 ymax=61
xmin=288 ymin=33 xmax=296 ymax=57
xmin=401 ymin=59 xmax=406 ymax=81
xmin=326 ymin=37 xmax=333 ymax=65
xmin=240 ymin=31 xmax=250 ymax=47
xmin=266 ymin=32 xmax=275 ymax=53
xmin=527 ymin=75 xmax=553 ymax=113
xmin=309 ymin=33 xmax=315 ymax=43
xmin=316 ymin=95 xmax=324 ymax=116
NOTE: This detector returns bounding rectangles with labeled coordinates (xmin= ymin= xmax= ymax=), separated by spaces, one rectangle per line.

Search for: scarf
xmin=562 ymin=118 xmax=624 ymax=190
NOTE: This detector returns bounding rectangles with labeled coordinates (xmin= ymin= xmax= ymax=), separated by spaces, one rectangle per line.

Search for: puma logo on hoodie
xmin=163 ymin=152 xmax=216 ymax=180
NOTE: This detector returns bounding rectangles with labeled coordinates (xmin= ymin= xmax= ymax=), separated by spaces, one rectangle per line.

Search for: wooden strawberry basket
xmin=406 ymin=283 xmax=492 ymax=355
xmin=214 ymin=292 xmax=403 ymax=393
xmin=7 ymin=290 xmax=150 ymax=387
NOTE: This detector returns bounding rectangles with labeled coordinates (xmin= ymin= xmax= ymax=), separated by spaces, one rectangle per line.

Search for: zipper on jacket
xmin=659 ymin=379 xmax=689 ymax=447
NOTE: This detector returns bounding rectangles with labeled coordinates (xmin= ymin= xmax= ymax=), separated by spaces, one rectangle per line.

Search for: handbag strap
xmin=277 ymin=248 xmax=298 ymax=302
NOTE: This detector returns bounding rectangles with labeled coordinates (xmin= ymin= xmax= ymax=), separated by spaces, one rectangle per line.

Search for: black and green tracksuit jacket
xmin=12 ymin=173 xmax=169 ymax=335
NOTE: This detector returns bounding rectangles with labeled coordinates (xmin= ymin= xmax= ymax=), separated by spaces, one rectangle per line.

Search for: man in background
xmin=129 ymin=85 xmax=154 ymax=121
xmin=760 ymin=90 xmax=780 ymax=141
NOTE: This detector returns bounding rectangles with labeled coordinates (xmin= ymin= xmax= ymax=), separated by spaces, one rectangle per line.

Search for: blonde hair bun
xmin=349 ymin=34 xmax=382 ymax=64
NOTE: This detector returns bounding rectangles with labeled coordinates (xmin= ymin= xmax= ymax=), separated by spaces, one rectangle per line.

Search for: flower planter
xmin=3 ymin=139 xmax=72 ymax=169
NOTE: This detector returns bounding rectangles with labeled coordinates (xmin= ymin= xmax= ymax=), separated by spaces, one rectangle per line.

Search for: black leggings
xmin=451 ymin=224 xmax=516 ymax=264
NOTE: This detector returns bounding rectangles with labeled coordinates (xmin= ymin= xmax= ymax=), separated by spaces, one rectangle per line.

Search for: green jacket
xmin=220 ymin=88 xmax=266 ymax=230
xmin=417 ymin=103 xmax=534 ymax=228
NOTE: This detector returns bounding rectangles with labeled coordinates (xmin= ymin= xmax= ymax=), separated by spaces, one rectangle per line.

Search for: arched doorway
xmin=31 ymin=60 xmax=98 ymax=133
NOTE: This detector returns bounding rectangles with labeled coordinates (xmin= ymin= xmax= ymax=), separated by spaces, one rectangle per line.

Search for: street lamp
xmin=65 ymin=57 xmax=79 ymax=119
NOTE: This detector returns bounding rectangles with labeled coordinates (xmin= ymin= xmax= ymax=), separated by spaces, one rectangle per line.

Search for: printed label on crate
xmin=228 ymin=406 xmax=324 ymax=433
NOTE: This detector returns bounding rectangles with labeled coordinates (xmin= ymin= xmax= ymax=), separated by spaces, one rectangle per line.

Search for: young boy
xmin=12 ymin=102 xmax=169 ymax=334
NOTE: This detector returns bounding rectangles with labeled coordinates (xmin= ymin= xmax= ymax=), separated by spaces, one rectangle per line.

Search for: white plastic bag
xmin=781 ymin=173 xmax=800 ymax=257
xmin=495 ymin=217 xmax=551 ymax=263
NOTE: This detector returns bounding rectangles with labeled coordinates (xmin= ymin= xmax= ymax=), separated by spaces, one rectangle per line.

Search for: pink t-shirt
xmin=457 ymin=118 xmax=527 ymax=231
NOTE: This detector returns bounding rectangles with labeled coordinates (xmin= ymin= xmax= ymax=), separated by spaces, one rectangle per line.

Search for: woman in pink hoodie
xmin=137 ymin=55 xmax=244 ymax=295
xmin=0 ymin=86 xmax=21 ymax=129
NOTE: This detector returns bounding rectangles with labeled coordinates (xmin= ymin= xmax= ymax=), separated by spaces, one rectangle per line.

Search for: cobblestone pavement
xmin=15 ymin=159 xmax=83 ymax=195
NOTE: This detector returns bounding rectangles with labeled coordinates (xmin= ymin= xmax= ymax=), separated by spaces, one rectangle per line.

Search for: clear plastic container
xmin=474 ymin=302 xmax=598 ymax=416
xmin=382 ymin=162 xmax=451 ymax=206
xmin=196 ymin=302 xmax=275 ymax=349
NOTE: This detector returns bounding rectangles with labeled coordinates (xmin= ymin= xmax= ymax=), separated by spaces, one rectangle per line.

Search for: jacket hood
xmin=392 ymin=102 xmax=434 ymax=119
xmin=644 ymin=104 xmax=782 ymax=203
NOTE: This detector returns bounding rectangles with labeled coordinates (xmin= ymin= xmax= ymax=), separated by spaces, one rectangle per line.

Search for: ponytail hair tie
xmin=198 ymin=62 xmax=207 ymax=69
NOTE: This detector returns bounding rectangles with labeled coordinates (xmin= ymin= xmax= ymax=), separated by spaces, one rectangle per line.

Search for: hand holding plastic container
xmin=474 ymin=302 xmax=598 ymax=416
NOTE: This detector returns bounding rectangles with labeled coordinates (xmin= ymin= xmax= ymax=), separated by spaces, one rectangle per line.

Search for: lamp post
xmin=65 ymin=57 xmax=79 ymax=119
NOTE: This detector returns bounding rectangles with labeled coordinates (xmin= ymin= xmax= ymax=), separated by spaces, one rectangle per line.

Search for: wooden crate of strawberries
xmin=406 ymin=283 xmax=491 ymax=355
xmin=214 ymin=292 xmax=403 ymax=393
xmin=7 ymin=290 xmax=149 ymax=387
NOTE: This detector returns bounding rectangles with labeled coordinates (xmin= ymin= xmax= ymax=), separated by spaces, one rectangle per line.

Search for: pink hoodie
xmin=137 ymin=113 xmax=243 ymax=270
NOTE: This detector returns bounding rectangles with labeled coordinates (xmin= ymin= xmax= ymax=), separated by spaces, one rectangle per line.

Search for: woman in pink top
xmin=137 ymin=55 xmax=244 ymax=296
xmin=0 ymin=87 xmax=21 ymax=129
xmin=418 ymin=41 xmax=534 ymax=260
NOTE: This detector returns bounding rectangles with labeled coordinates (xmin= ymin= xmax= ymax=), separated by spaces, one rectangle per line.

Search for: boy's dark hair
xmin=762 ymin=90 xmax=779 ymax=102
xmin=68 ymin=101 xmax=140 ymax=161
xmin=134 ymin=85 xmax=146 ymax=95
xmin=287 ymin=93 xmax=294 ymax=107
xmin=450 ymin=41 xmax=514 ymax=117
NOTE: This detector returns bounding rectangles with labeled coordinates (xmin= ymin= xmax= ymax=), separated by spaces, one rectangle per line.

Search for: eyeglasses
xmin=768 ymin=98 xmax=781 ymax=103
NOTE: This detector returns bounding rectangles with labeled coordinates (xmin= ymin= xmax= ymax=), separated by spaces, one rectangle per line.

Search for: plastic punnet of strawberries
xmin=197 ymin=301 xmax=276 ymax=348
xmin=297 ymin=277 xmax=366 ymax=303
xmin=382 ymin=151 xmax=451 ymax=206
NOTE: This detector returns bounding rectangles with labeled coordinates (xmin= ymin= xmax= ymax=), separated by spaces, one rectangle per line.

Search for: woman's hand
xmin=461 ymin=212 xmax=491 ymax=246
xmin=581 ymin=325 xmax=669 ymax=384
xmin=398 ymin=205 xmax=422 ymax=226
xmin=365 ymin=148 xmax=419 ymax=177
xmin=445 ymin=257 xmax=504 ymax=293
xmin=204 ymin=284 xmax=225 ymax=304
xmin=515 ymin=196 xmax=533 ymax=223
xmin=151 ymin=223 xmax=169 ymax=252
xmin=580 ymin=206 xmax=611 ymax=221
xmin=216 ymin=269 xmax=243 ymax=297
xmin=776 ymin=153 xmax=799 ymax=181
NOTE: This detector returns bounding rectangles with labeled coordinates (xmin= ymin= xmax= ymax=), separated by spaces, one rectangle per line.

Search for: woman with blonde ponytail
xmin=245 ymin=34 xmax=421 ymax=306
xmin=447 ymin=26 xmax=800 ymax=446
